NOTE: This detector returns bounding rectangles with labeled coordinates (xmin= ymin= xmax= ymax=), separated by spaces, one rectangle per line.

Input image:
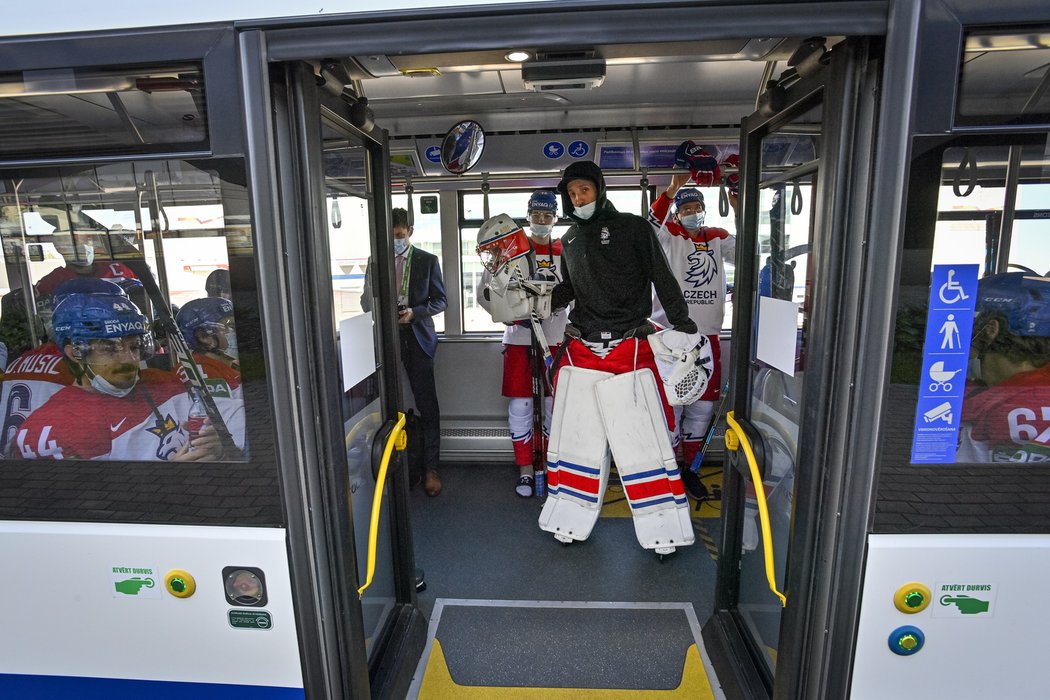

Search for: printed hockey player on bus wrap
xmin=649 ymin=157 xmax=737 ymax=499
xmin=0 ymin=277 xmax=127 ymax=455
xmin=14 ymin=293 xmax=238 ymax=461
xmin=540 ymin=160 xmax=711 ymax=555
xmin=957 ymin=272 xmax=1050 ymax=462
xmin=477 ymin=191 xmax=568 ymax=497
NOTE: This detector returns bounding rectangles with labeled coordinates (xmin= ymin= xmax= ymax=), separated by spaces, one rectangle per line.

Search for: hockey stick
xmin=689 ymin=379 xmax=730 ymax=475
xmin=530 ymin=332 xmax=546 ymax=471
xmin=136 ymin=172 xmax=237 ymax=457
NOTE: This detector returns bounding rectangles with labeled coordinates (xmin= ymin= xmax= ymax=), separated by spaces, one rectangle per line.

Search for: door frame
xmin=702 ymin=37 xmax=880 ymax=700
xmin=240 ymin=35 xmax=425 ymax=698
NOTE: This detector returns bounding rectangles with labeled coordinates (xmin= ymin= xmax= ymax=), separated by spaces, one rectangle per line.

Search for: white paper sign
xmin=340 ymin=312 xmax=377 ymax=391
xmin=756 ymin=296 xmax=800 ymax=376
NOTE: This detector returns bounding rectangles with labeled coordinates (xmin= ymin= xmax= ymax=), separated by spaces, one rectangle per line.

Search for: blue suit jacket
xmin=362 ymin=246 xmax=447 ymax=357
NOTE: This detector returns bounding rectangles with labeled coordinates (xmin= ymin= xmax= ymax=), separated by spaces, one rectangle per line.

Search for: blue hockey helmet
xmin=674 ymin=188 xmax=704 ymax=209
xmin=52 ymin=293 xmax=153 ymax=357
xmin=39 ymin=278 xmax=126 ymax=339
xmin=176 ymin=296 xmax=235 ymax=351
xmin=976 ymin=272 xmax=1050 ymax=338
xmin=527 ymin=190 xmax=558 ymax=215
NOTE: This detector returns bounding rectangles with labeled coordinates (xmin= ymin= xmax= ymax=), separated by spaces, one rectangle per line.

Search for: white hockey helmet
xmin=476 ymin=214 xmax=531 ymax=275
xmin=647 ymin=330 xmax=714 ymax=405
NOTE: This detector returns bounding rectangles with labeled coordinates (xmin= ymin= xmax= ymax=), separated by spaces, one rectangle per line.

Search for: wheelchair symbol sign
xmin=938 ymin=268 xmax=971 ymax=304
xmin=568 ymin=140 xmax=589 ymax=158
xmin=424 ymin=146 xmax=441 ymax=163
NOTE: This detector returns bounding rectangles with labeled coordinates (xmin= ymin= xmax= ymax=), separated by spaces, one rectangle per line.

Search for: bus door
xmin=266 ymin=60 xmax=426 ymax=697
xmin=702 ymin=37 xmax=880 ymax=699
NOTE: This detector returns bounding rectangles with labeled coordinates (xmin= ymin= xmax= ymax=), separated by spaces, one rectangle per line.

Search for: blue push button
xmin=888 ymin=625 xmax=925 ymax=656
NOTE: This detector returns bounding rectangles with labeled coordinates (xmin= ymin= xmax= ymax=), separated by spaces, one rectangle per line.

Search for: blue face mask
xmin=393 ymin=238 xmax=410 ymax=255
xmin=575 ymin=201 xmax=597 ymax=220
xmin=679 ymin=213 xmax=705 ymax=230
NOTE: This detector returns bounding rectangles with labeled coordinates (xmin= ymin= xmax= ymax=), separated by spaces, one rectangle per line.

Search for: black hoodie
xmin=552 ymin=164 xmax=696 ymax=337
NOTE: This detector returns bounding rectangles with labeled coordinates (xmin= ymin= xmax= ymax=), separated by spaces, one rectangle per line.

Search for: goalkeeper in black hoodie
xmin=538 ymin=160 xmax=702 ymax=553
xmin=550 ymin=160 xmax=697 ymax=430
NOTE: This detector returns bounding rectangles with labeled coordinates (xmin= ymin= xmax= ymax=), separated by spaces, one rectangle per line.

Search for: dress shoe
xmin=424 ymin=470 xmax=442 ymax=496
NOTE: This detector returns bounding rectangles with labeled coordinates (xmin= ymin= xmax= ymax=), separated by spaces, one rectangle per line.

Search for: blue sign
xmin=424 ymin=146 xmax=441 ymax=163
xmin=543 ymin=141 xmax=564 ymax=159
xmin=597 ymin=144 xmax=633 ymax=170
xmin=567 ymin=140 xmax=590 ymax=158
xmin=639 ymin=143 xmax=679 ymax=168
xmin=910 ymin=264 xmax=980 ymax=464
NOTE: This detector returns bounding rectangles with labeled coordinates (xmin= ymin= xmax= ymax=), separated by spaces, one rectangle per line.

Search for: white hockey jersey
xmin=648 ymin=193 xmax=736 ymax=335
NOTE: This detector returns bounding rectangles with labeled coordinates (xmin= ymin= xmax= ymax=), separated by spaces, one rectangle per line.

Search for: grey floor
xmin=407 ymin=462 xmax=721 ymax=689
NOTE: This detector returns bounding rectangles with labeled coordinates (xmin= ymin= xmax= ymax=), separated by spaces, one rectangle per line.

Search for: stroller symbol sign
xmin=928 ymin=361 xmax=960 ymax=392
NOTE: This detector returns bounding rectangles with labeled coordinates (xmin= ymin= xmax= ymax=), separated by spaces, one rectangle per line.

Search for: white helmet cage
xmin=647 ymin=330 xmax=714 ymax=405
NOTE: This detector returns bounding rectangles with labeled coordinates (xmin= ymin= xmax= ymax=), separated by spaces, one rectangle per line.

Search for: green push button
xmin=904 ymin=591 xmax=925 ymax=608
xmin=170 ymin=578 xmax=186 ymax=593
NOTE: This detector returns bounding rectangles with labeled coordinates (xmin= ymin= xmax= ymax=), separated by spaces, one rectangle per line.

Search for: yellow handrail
xmin=724 ymin=411 xmax=787 ymax=607
xmin=357 ymin=412 xmax=407 ymax=598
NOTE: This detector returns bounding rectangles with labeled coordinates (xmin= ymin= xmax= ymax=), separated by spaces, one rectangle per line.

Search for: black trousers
xmin=400 ymin=328 xmax=441 ymax=472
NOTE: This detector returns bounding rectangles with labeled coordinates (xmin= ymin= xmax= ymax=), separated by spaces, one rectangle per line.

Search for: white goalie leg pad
xmin=507 ymin=396 xmax=534 ymax=443
xmin=595 ymin=370 xmax=695 ymax=554
xmin=539 ymin=366 xmax=613 ymax=543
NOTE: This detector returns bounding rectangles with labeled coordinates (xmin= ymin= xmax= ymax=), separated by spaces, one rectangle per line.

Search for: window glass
xmin=0 ymin=65 xmax=207 ymax=159
xmin=876 ymin=137 xmax=1050 ymax=533
xmin=0 ymin=159 xmax=279 ymax=524
xmin=958 ymin=31 xmax=1050 ymax=126
xmin=392 ymin=192 xmax=443 ymax=333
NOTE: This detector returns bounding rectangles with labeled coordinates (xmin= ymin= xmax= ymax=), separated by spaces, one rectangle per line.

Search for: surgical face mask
xmin=224 ymin=329 xmax=239 ymax=360
xmin=575 ymin=201 xmax=597 ymax=220
xmin=679 ymin=213 xmax=705 ymax=230
xmin=89 ymin=371 xmax=138 ymax=398
xmin=393 ymin=238 xmax=410 ymax=255
xmin=530 ymin=223 xmax=553 ymax=238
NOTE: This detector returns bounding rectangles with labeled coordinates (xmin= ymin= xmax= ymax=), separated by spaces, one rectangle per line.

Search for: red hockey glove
xmin=720 ymin=153 xmax=740 ymax=197
xmin=674 ymin=140 xmax=720 ymax=187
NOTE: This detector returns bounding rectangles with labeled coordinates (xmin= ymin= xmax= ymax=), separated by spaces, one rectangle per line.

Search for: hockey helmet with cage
xmin=39 ymin=277 xmax=126 ymax=338
xmin=476 ymin=214 xmax=532 ymax=275
xmin=975 ymin=272 xmax=1050 ymax=338
xmin=52 ymin=293 xmax=153 ymax=359
xmin=177 ymin=297 xmax=235 ymax=351
xmin=647 ymin=329 xmax=714 ymax=406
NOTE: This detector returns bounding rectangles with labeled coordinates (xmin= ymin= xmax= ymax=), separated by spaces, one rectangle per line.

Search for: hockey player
xmin=35 ymin=231 xmax=140 ymax=298
xmin=0 ymin=278 xmax=127 ymax=454
xmin=957 ymin=272 xmax=1050 ymax=462
xmin=177 ymin=296 xmax=242 ymax=397
xmin=539 ymin=160 xmax=705 ymax=555
xmin=649 ymin=166 xmax=736 ymax=499
xmin=477 ymin=190 xmax=568 ymax=497
xmin=14 ymin=293 xmax=226 ymax=461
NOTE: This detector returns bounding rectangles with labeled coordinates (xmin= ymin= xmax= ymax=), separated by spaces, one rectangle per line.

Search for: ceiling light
xmin=505 ymin=51 xmax=531 ymax=63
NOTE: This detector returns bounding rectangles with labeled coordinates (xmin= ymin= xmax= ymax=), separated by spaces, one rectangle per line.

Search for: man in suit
xmin=363 ymin=208 xmax=448 ymax=495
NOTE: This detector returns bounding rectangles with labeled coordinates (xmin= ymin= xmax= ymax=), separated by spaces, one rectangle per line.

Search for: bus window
xmin=877 ymin=136 xmax=1050 ymax=533
xmin=0 ymin=159 xmax=265 ymax=473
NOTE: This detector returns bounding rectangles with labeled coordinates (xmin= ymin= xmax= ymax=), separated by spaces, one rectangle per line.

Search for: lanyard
xmin=398 ymin=245 xmax=414 ymax=303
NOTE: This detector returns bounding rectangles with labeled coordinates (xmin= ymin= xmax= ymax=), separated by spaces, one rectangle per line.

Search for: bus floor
xmin=405 ymin=462 xmax=726 ymax=699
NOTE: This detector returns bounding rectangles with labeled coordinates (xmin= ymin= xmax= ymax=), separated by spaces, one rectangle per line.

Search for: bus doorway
xmin=263 ymin=60 xmax=427 ymax=696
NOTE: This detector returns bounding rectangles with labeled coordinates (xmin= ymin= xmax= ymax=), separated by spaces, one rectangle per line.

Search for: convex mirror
xmin=440 ymin=119 xmax=485 ymax=174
